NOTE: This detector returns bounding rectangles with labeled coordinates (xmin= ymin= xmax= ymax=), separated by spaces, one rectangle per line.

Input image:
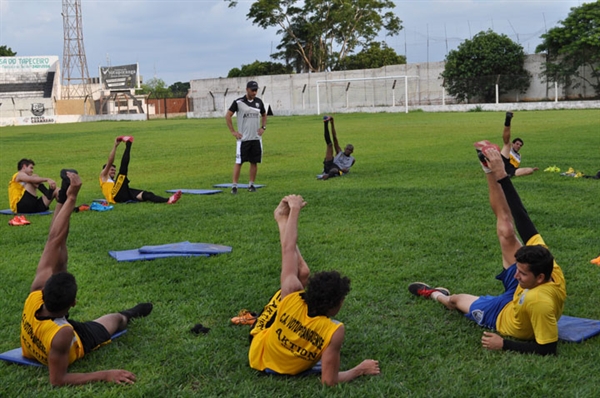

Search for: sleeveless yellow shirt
xmin=249 ymin=291 xmax=342 ymax=375
xmin=8 ymin=172 xmax=26 ymax=213
xmin=20 ymin=291 xmax=84 ymax=365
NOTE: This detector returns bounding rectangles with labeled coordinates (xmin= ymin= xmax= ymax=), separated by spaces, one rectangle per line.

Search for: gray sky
xmin=0 ymin=0 xmax=584 ymax=85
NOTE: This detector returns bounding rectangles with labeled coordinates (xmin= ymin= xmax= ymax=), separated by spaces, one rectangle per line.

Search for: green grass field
xmin=0 ymin=110 xmax=599 ymax=397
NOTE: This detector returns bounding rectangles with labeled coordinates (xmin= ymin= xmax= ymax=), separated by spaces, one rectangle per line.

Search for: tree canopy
xmin=169 ymin=81 xmax=191 ymax=98
xmin=0 ymin=45 xmax=17 ymax=56
xmin=441 ymin=30 xmax=531 ymax=103
xmin=227 ymin=60 xmax=293 ymax=78
xmin=338 ymin=41 xmax=405 ymax=71
xmin=138 ymin=77 xmax=171 ymax=98
xmin=225 ymin=0 xmax=402 ymax=73
xmin=536 ymin=1 xmax=600 ymax=97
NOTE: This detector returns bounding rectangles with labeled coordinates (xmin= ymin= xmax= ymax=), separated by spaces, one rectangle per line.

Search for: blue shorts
xmin=465 ymin=264 xmax=518 ymax=329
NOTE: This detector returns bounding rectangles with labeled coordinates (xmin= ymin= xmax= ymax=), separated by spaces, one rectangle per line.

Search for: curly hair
xmin=42 ymin=272 xmax=77 ymax=313
xmin=300 ymin=271 xmax=351 ymax=317
xmin=515 ymin=245 xmax=554 ymax=281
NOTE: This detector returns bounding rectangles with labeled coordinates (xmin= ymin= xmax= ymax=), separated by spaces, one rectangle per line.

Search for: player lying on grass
xmin=99 ymin=136 xmax=181 ymax=204
xmin=21 ymin=170 xmax=153 ymax=386
xmin=320 ymin=116 xmax=355 ymax=180
xmin=409 ymin=145 xmax=565 ymax=356
xmin=248 ymin=195 xmax=380 ymax=385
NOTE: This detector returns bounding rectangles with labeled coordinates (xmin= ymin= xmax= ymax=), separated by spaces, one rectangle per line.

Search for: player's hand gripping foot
xmin=274 ymin=197 xmax=291 ymax=222
xmin=482 ymin=147 xmax=508 ymax=180
xmin=285 ymin=194 xmax=307 ymax=211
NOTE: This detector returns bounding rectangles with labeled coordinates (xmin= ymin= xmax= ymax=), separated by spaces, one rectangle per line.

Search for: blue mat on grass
xmin=558 ymin=315 xmax=600 ymax=342
xmin=213 ymin=183 xmax=265 ymax=189
xmin=0 ymin=209 xmax=52 ymax=216
xmin=109 ymin=241 xmax=232 ymax=262
xmin=166 ymin=189 xmax=222 ymax=195
xmin=0 ymin=330 xmax=127 ymax=367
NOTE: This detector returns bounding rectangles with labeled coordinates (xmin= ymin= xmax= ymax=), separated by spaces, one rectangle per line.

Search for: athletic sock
xmin=120 ymin=302 xmax=153 ymax=322
xmin=248 ymin=181 xmax=254 ymax=187
xmin=232 ymin=183 xmax=238 ymax=188
xmin=57 ymin=169 xmax=78 ymax=204
xmin=141 ymin=191 xmax=168 ymax=203
xmin=504 ymin=112 xmax=513 ymax=127
xmin=38 ymin=184 xmax=54 ymax=201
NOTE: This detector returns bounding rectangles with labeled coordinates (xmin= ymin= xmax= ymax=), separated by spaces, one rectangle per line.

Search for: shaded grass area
xmin=0 ymin=110 xmax=599 ymax=397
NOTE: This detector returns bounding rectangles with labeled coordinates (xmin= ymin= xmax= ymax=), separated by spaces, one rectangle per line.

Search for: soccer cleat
xmin=591 ymin=255 xmax=600 ymax=265
xmin=231 ymin=309 xmax=257 ymax=326
xmin=116 ymin=136 xmax=125 ymax=142
xmin=408 ymin=282 xmax=450 ymax=299
xmin=8 ymin=216 xmax=26 ymax=226
xmin=18 ymin=215 xmax=31 ymax=225
xmin=231 ymin=187 xmax=238 ymax=195
xmin=120 ymin=136 xmax=134 ymax=143
xmin=506 ymin=111 xmax=513 ymax=119
xmin=473 ymin=141 xmax=499 ymax=169
xmin=167 ymin=190 xmax=182 ymax=204
xmin=248 ymin=185 xmax=257 ymax=193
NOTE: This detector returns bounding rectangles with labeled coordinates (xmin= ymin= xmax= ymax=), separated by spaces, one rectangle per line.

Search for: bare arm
xmin=258 ymin=112 xmax=267 ymax=136
xmin=330 ymin=118 xmax=342 ymax=154
xmin=320 ymin=326 xmax=380 ymax=386
xmin=279 ymin=195 xmax=306 ymax=299
xmin=16 ymin=171 xmax=56 ymax=189
xmin=48 ymin=327 xmax=136 ymax=386
xmin=225 ymin=110 xmax=242 ymax=139
xmin=100 ymin=139 xmax=120 ymax=181
xmin=30 ymin=173 xmax=80 ymax=292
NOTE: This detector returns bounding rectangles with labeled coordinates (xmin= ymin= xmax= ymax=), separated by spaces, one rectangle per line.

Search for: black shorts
xmin=238 ymin=140 xmax=262 ymax=164
xmin=502 ymin=155 xmax=517 ymax=177
xmin=323 ymin=160 xmax=342 ymax=178
xmin=16 ymin=191 xmax=49 ymax=213
xmin=68 ymin=320 xmax=112 ymax=353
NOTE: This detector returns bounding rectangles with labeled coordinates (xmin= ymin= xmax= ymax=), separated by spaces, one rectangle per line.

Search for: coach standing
xmin=225 ymin=81 xmax=267 ymax=194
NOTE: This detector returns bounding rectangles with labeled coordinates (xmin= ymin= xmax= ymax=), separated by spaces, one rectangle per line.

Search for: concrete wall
xmin=188 ymin=54 xmax=597 ymax=118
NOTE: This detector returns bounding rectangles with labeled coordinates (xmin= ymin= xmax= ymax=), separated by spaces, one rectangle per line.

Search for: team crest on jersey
xmin=31 ymin=103 xmax=45 ymax=116
xmin=518 ymin=290 xmax=528 ymax=305
xmin=471 ymin=309 xmax=484 ymax=325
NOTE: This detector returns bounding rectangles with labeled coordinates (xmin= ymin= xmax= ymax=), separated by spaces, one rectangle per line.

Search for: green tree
xmin=225 ymin=0 xmax=402 ymax=73
xmin=138 ymin=77 xmax=171 ymax=98
xmin=441 ymin=30 xmax=531 ymax=103
xmin=227 ymin=60 xmax=293 ymax=77
xmin=536 ymin=1 xmax=600 ymax=98
xmin=169 ymin=81 xmax=190 ymax=98
xmin=0 ymin=45 xmax=17 ymax=56
xmin=338 ymin=41 xmax=405 ymax=70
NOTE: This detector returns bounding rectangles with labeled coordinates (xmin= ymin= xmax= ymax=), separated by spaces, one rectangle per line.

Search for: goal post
xmin=316 ymin=75 xmax=419 ymax=114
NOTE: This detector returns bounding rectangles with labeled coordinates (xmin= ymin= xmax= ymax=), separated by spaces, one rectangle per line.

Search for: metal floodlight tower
xmin=61 ymin=0 xmax=91 ymax=99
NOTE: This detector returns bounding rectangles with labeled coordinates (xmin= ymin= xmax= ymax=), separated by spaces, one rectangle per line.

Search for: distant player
xmin=501 ymin=112 xmax=538 ymax=177
xmin=320 ymin=116 xmax=355 ymax=180
xmin=99 ymin=136 xmax=181 ymax=204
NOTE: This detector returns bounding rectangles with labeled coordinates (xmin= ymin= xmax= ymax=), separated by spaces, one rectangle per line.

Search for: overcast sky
xmin=0 ymin=0 xmax=585 ymax=85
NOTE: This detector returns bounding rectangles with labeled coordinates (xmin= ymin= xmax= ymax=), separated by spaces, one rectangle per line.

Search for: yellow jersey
xmin=249 ymin=291 xmax=342 ymax=375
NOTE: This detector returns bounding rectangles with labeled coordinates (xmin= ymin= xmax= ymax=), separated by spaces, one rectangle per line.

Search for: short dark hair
xmin=102 ymin=163 xmax=116 ymax=170
xmin=18 ymin=159 xmax=35 ymax=170
xmin=300 ymin=271 xmax=351 ymax=317
xmin=42 ymin=272 xmax=78 ymax=313
xmin=512 ymin=138 xmax=523 ymax=145
xmin=515 ymin=245 xmax=554 ymax=281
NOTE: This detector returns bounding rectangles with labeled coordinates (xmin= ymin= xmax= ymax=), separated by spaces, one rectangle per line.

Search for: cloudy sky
xmin=0 ymin=0 xmax=584 ymax=85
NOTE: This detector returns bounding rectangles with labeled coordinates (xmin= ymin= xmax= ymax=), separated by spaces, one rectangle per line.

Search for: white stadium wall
xmin=188 ymin=54 xmax=598 ymax=118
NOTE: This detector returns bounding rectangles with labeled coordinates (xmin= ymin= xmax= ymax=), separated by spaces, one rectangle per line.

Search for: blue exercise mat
xmin=109 ymin=250 xmax=210 ymax=262
xmin=213 ymin=183 xmax=265 ymax=189
xmin=0 ymin=330 xmax=127 ymax=367
xmin=139 ymin=241 xmax=232 ymax=255
xmin=0 ymin=209 xmax=53 ymax=216
xmin=166 ymin=189 xmax=222 ymax=195
xmin=558 ymin=315 xmax=600 ymax=343
xmin=109 ymin=241 xmax=232 ymax=262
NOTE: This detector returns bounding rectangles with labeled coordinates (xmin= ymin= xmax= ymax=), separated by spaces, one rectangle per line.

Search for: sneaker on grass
xmin=408 ymin=282 xmax=450 ymax=299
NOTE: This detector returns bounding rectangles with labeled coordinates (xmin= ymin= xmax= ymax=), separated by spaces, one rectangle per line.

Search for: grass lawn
xmin=0 ymin=110 xmax=599 ymax=397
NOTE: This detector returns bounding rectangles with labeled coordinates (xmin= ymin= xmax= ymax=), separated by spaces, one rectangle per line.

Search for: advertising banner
xmin=100 ymin=64 xmax=139 ymax=90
